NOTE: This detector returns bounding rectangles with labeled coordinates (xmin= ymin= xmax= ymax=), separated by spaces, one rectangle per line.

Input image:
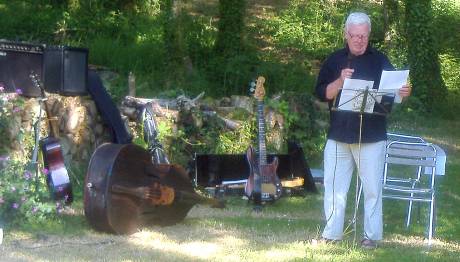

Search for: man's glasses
xmin=347 ymin=33 xmax=369 ymax=41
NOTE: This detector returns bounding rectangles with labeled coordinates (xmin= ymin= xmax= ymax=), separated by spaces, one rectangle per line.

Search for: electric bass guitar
xmin=244 ymin=76 xmax=282 ymax=205
xmin=30 ymin=72 xmax=73 ymax=204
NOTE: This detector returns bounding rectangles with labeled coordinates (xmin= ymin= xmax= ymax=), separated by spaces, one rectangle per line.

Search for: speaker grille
xmin=0 ymin=40 xmax=44 ymax=97
xmin=44 ymin=46 xmax=88 ymax=96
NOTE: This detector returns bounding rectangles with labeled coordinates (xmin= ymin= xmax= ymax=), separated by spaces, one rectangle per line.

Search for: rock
xmin=231 ymin=95 xmax=253 ymax=113
xmin=66 ymin=106 xmax=85 ymax=134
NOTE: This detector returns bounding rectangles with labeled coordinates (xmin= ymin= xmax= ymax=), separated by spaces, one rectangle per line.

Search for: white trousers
xmin=322 ymin=139 xmax=386 ymax=241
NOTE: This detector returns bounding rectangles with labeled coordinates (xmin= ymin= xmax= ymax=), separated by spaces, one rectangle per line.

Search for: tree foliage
xmin=405 ymin=0 xmax=447 ymax=112
xmin=208 ymin=0 xmax=255 ymax=96
xmin=214 ymin=0 xmax=247 ymax=57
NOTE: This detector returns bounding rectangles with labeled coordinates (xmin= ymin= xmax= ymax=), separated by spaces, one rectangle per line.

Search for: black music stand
xmin=335 ymin=80 xmax=394 ymax=117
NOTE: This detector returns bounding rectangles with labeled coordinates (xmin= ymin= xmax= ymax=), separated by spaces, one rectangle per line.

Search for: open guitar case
xmin=193 ymin=141 xmax=318 ymax=195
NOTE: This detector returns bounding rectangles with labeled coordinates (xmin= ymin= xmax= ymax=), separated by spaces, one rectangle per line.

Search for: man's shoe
xmin=361 ymin=238 xmax=378 ymax=249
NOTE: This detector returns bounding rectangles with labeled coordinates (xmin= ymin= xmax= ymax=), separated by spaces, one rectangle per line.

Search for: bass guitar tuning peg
xmin=248 ymin=79 xmax=256 ymax=93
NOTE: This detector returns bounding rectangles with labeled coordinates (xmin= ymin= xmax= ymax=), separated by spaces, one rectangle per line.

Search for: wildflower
xmin=12 ymin=203 xmax=19 ymax=209
xmin=21 ymin=196 xmax=27 ymax=202
xmin=24 ymin=171 xmax=32 ymax=180
xmin=13 ymin=106 xmax=21 ymax=113
xmin=7 ymin=93 xmax=16 ymax=100
xmin=0 ymin=85 xmax=4 ymax=92
xmin=11 ymin=186 xmax=16 ymax=192
xmin=15 ymin=88 xmax=23 ymax=95
xmin=31 ymin=206 xmax=38 ymax=213
xmin=1 ymin=96 xmax=7 ymax=102
xmin=42 ymin=168 xmax=49 ymax=175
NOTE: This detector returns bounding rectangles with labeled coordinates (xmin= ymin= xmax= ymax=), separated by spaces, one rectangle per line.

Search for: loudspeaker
xmin=0 ymin=40 xmax=44 ymax=97
xmin=43 ymin=46 xmax=88 ymax=96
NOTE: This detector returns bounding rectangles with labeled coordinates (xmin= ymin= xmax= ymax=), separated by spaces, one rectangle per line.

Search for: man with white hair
xmin=315 ymin=12 xmax=411 ymax=249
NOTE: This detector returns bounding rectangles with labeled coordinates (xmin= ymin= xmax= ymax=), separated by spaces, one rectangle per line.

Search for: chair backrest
xmin=386 ymin=141 xmax=437 ymax=166
xmin=383 ymin=140 xmax=438 ymax=188
xmin=387 ymin=133 xmax=425 ymax=143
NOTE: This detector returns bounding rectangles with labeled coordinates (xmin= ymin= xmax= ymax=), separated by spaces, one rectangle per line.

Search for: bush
xmin=439 ymin=53 xmax=460 ymax=118
xmin=0 ymin=87 xmax=67 ymax=226
xmin=0 ymin=160 xmax=65 ymax=225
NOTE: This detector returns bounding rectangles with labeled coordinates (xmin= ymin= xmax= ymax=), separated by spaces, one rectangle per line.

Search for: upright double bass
xmin=84 ymin=143 xmax=221 ymax=234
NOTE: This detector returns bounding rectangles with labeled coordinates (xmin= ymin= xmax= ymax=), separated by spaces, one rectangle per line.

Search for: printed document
xmin=378 ymin=70 xmax=410 ymax=103
xmin=338 ymin=79 xmax=376 ymax=113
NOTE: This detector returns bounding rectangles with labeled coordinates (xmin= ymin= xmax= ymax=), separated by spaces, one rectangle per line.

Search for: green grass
xmin=2 ymin=123 xmax=460 ymax=261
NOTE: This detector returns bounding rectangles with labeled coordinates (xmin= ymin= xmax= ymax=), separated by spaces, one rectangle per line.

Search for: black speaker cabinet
xmin=0 ymin=40 xmax=44 ymax=97
xmin=44 ymin=46 xmax=88 ymax=96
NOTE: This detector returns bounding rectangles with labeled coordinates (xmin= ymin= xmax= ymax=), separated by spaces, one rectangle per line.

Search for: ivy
xmin=214 ymin=0 xmax=247 ymax=58
xmin=404 ymin=0 xmax=447 ymax=112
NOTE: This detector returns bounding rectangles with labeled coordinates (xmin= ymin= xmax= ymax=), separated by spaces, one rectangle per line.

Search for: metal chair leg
xmin=406 ymin=199 xmax=413 ymax=228
xmin=427 ymin=196 xmax=435 ymax=244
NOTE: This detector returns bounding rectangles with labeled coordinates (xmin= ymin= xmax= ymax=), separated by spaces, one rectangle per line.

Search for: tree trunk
xmin=383 ymin=0 xmax=399 ymax=44
xmin=405 ymin=0 xmax=447 ymax=112
xmin=214 ymin=0 xmax=247 ymax=57
xmin=161 ymin=0 xmax=190 ymax=86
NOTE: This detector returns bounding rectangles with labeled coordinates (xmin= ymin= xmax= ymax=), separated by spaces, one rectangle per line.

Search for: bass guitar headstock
xmin=251 ymin=76 xmax=265 ymax=101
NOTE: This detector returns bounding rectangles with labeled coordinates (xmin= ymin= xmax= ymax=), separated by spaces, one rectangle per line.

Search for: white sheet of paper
xmin=338 ymin=79 xmax=375 ymax=113
xmin=378 ymin=70 xmax=409 ymax=103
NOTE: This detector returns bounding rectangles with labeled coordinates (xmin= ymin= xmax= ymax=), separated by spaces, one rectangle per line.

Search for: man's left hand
xmin=399 ymin=84 xmax=411 ymax=98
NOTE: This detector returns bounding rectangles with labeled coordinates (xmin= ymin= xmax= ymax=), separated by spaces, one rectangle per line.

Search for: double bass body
xmin=84 ymin=143 xmax=198 ymax=234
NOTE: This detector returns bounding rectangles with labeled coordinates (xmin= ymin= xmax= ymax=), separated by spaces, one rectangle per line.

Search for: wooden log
xmin=122 ymin=92 xmax=205 ymax=116
xmin=202 ymin=111 xmax=241 ymax=130
xmin=123 ymin=96 xmax=178 ymax=110
xmin=128 ymin=72 xmax=136 ymax=97
xmin=122 ymin=93 xmax=242 ymax=130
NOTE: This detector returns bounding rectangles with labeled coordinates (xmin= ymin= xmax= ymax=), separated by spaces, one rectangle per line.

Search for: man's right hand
xmin=340 ymin=68 xmax=355 ymax=82
xmin=325 ymin=68 xmax=355 ymax=100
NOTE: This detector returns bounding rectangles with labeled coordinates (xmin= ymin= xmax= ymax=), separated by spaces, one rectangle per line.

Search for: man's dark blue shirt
xmin=315 ymin=46 xmax=394 ymax=143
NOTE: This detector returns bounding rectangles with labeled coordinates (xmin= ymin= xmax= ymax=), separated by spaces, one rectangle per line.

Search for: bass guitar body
xmin=245 ymin=145 xmax=281 ymax=202
xmin=40 ymin=137 xmax=73 ymax=204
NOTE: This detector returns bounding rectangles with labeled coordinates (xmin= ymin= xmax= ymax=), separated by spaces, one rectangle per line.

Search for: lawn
xmin=1 ymin=117 xmax=459 ymax=261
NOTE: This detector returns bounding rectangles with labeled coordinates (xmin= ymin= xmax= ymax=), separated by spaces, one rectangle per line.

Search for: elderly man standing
xmin=314 ymin=12 xmax=411 ymax=249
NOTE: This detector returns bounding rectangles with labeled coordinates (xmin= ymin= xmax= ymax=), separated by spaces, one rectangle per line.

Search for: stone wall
xmin=0 ymin=93 xmax=114 ymax=167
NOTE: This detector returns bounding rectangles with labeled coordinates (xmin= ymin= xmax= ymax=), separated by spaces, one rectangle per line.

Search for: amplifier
xmin=43 ymin=46 xmax=89 ymax=96
xmin=0 ymin=40 xmax=44 ymax=97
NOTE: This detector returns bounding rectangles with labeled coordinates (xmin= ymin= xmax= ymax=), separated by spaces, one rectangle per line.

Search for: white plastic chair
xmin=383 ymin=133 xmax=438 ymax=243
